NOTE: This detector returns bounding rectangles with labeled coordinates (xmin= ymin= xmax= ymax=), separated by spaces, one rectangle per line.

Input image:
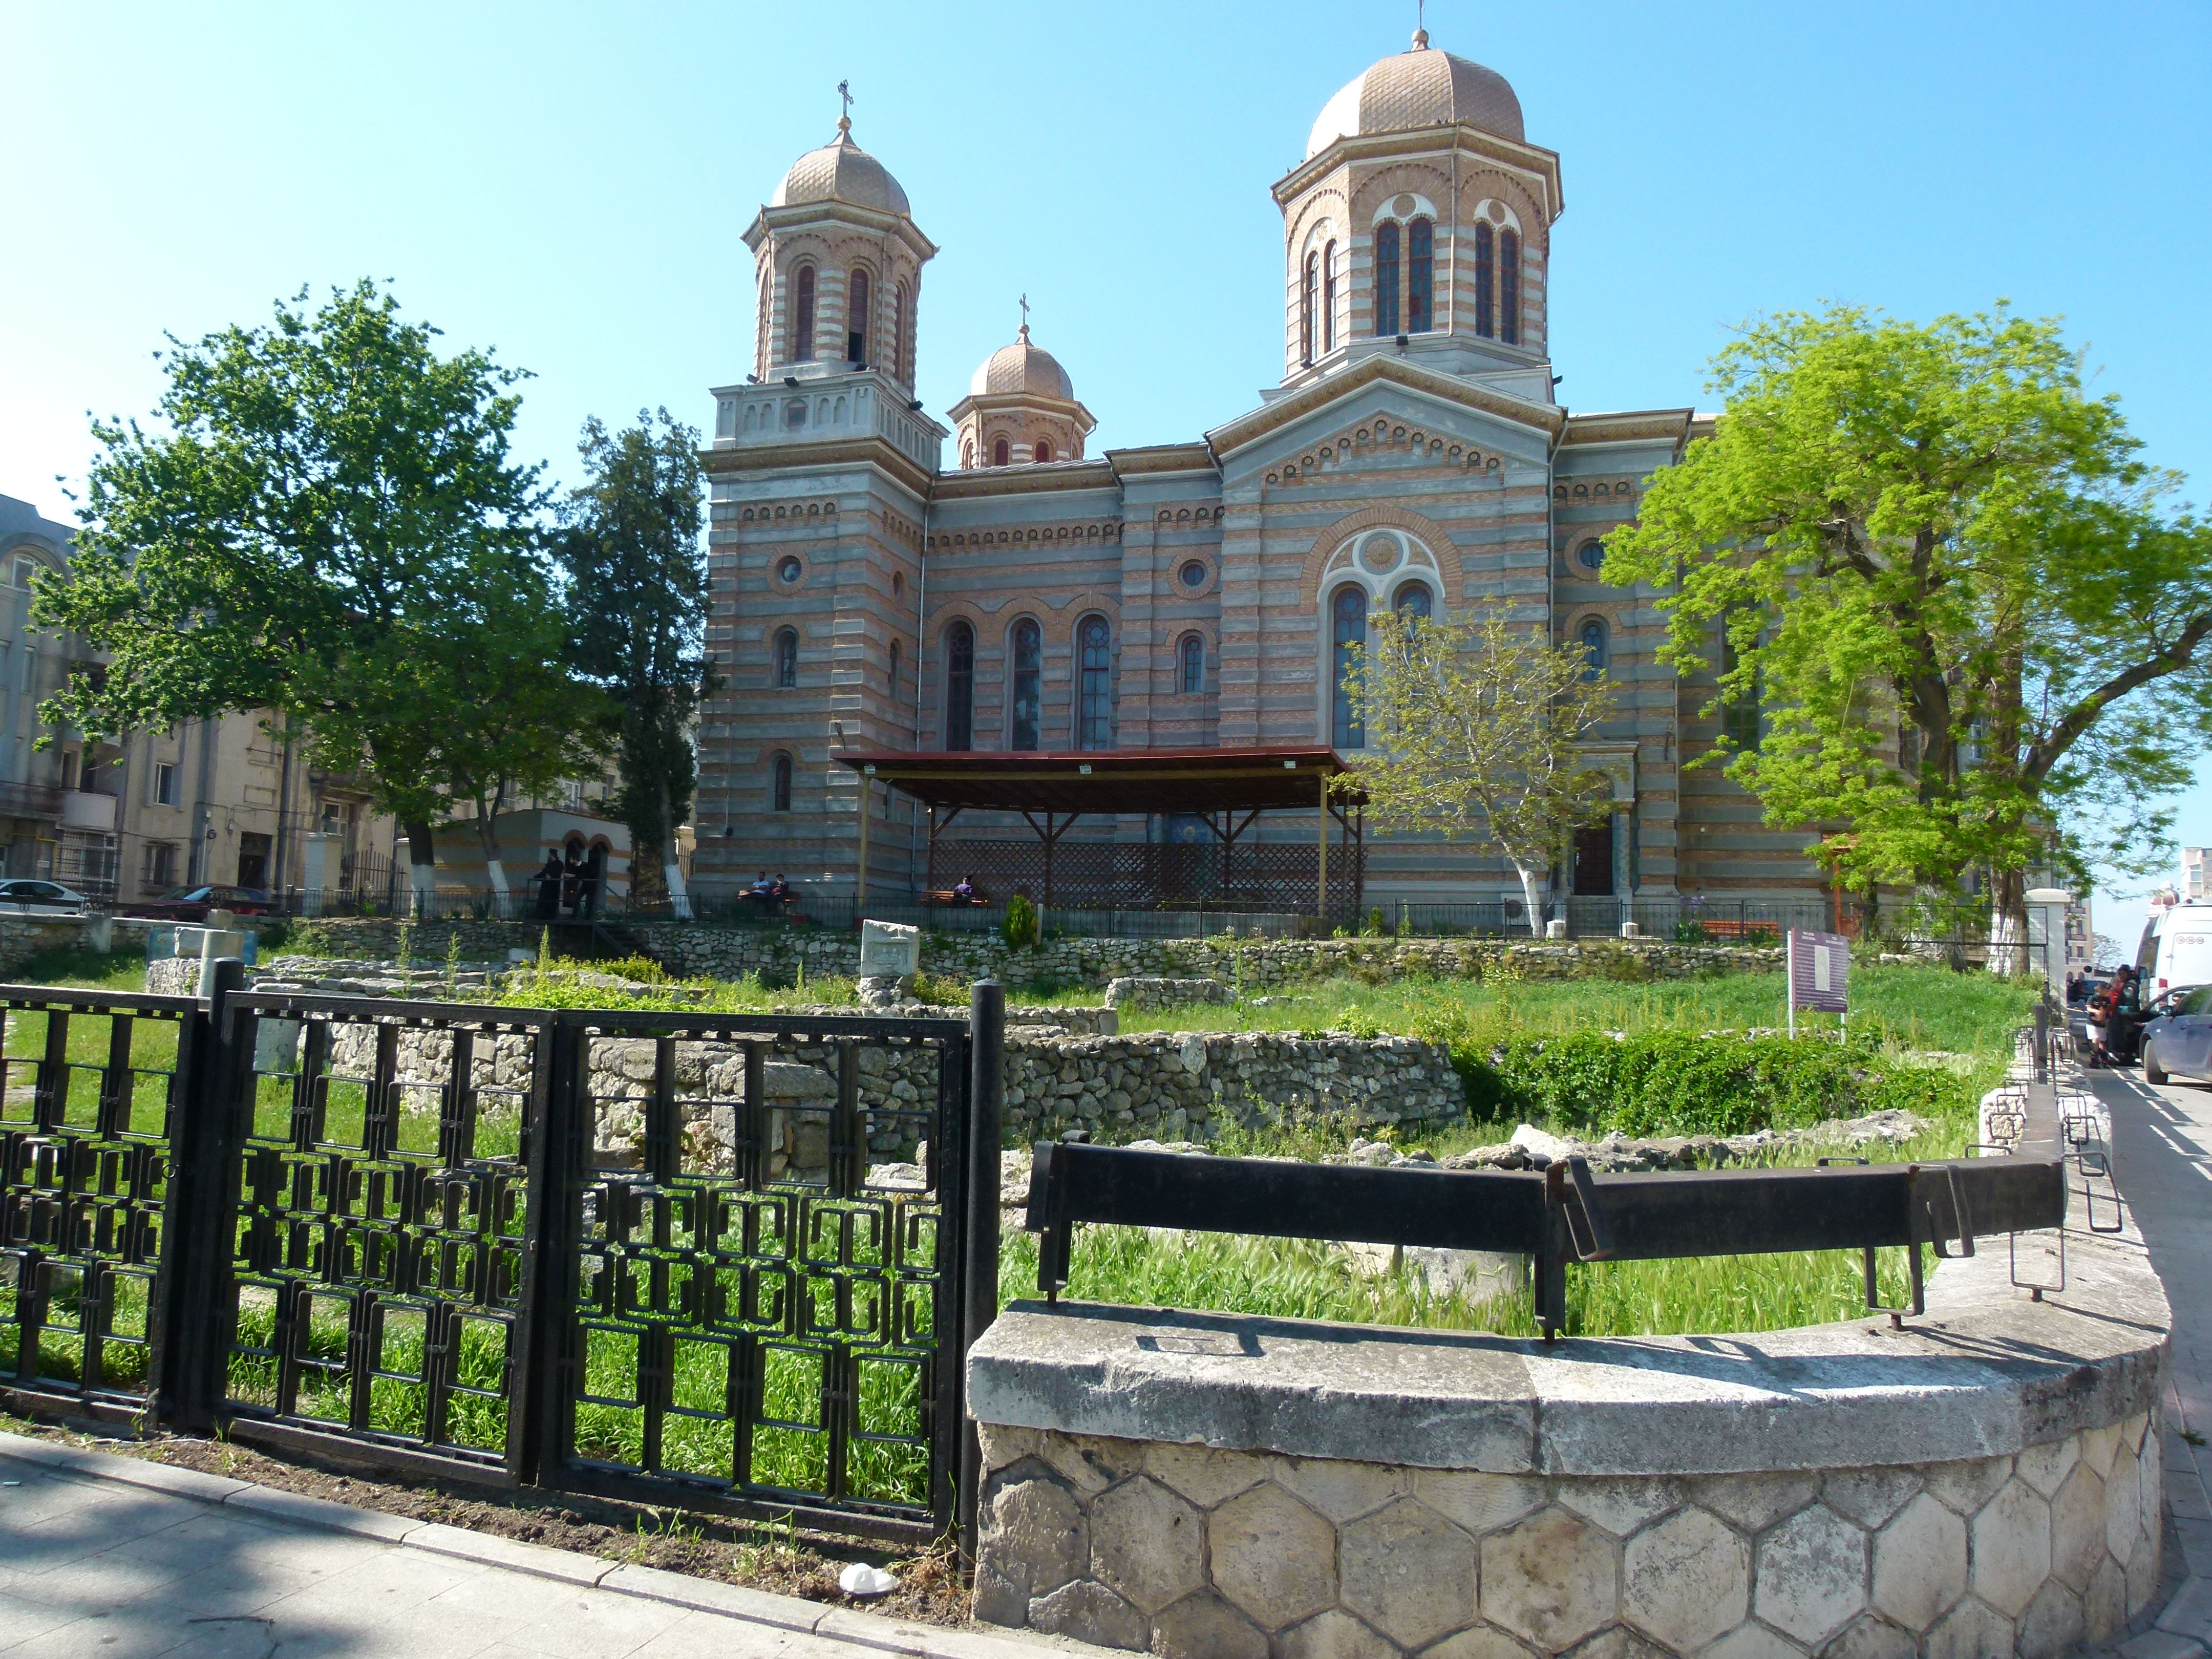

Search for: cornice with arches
xmin=1288 ymin=186 xmax=1350 ymax=262
xmin=1297 ymin=504 xmax=1463 ymax=612
xmin=1264 ymin=414 xmax=1504 ymax=489
xmin=927 ymin=588 xmax=1121 ymax=639
xmin=1453 ymin=170 xmax=1547 ymax=255
xmin=926 ymin=519 xmax=1121 ymax=552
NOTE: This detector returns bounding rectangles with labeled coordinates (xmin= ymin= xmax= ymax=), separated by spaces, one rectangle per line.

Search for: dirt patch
xmin=0 ymin=1412 xmax=967 ymax=1628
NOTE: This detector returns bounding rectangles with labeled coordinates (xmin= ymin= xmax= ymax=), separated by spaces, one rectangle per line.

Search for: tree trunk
xmin=662 ymin=774 xmax=692 ymax=921
xmin=475 ymin=799 xmax=512 ymax=920
xmin=403 ymin=820 xmax=438 ymax=920
xmin=1988 ymin=866 xmax=2031 ymax=978
xmin=1515 ymin=863 xmax=1548 ymax=938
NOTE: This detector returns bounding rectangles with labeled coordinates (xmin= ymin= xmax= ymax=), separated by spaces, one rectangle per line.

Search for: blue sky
xmin=3 ymin=1 xmax=2206 ymax=943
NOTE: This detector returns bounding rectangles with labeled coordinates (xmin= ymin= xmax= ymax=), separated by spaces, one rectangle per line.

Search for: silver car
xmin=0 ymin=878 xmax=91 ymax=913
xmin=2142 ymin=985 xmax=2212 ymax=1086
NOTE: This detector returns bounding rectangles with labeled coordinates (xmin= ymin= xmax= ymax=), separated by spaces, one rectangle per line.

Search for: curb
xmin=0 ymin=1430 xmax=1108 ymax=1659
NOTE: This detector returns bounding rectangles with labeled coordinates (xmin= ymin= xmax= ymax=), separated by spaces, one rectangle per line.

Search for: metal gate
xmin=0 ymin=972 xmax=1002 ymax=1544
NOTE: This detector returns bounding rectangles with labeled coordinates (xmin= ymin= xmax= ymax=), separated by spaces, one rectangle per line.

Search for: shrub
xmin=1674 ymin=920 xmax=1711 ymax=945
xmin=1363 ymin=906 xmax=1388 ymax=938
xmin=1002 ymin=895 xmax=1040 ymax=951
xmin=909 ymin=970 xmax=966 ymax=1007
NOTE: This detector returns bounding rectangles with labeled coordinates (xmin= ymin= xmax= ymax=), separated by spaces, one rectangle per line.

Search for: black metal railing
xmin=0 ymin=972 xmax=1005 ymax=1545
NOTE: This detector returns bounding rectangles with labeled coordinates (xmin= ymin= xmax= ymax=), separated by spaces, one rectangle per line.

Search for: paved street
xmin=0 ymin=1439 xmax=1065 ymax=1659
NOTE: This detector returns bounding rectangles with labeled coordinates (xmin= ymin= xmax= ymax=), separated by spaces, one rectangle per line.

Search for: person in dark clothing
xmin=534 ymin=849 xmax=563 ymax=921
xmin=561 ymin=845 xmax=585 ymax=916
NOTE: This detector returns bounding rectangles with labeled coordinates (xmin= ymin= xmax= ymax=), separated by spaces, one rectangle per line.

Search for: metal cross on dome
xmin=1018 ymin=293 xmax=1030 ymax=329
xmin=837 ymin=79 xmax=852 ymax=128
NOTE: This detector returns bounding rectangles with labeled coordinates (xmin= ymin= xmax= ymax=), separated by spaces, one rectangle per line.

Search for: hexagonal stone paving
xmin=1090 ymin=1475 xmax=1204 ymax=1613
xmin=1622 ymin=1505 xmax=1749 ymax=1651
xmin=1870 ymin=1492 xmax=1966 ymax=1630
xmin=1480 ymin=1506 xmax=1620 ymax=1651
xmin=1209 ymin=1481 xmax=1337 ymax=1631
xmin=1339 ymin=1497 xmax=1477 ymax=1649
xmin=1754 ymin=1503 xmax=1867 ymax=1646
xmin=1969 ymin=1479 xmax=2052 ymax=1618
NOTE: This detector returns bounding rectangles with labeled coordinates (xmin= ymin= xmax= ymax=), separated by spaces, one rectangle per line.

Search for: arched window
xmin=888 ymin=637 xmax=901 ymax=704
xmin=771 ymin=752 xmax=793 ymax=812
xmin=847 ymin=268 xmax=870 ymax=364
xmin=1331 ymin=586 xmax=1367 ymax=748
xmin=1034 ymin=440 xmax=1051 ymax=463
xmin=1500 ymin=228 xmax=1520 ymax=346
xmin=1178 ymin=632 xmax=1204 ymax=695
xmin=1373 ymin=222 xmax=1400 ymax=337
xmin=1580 ymin=618 xmax=1608 ymax=680
xmin=1577 ymin=539 xmax=1606 ymax=573
xmin=774 ymin=628 xmax=797 ymax=689
xmin=793 ymin=266 xmax=816 ymax=361
xmin=1010 ymin=620 xmax=1041 ymax=750
xmin=960 ymin=438 xmax=974 ymax=469
xmin=1301 ymin=252 xmax=1317 ymax=366
xmin=1322 ymin=241 xmax=1337 ymax=352
xmin=1077 ymin=616 xmax=1113 ymax=750
xmin=1473 ymin=223 xmax=1494 ymax=338
xmin=993 ymin=437 xmax=1010 ymax=467
xmin=945 ymin=621 xmax=974 ymax=750
xmin=1407 ymin=218 xmax=1433 ymax=333
xmin=891 ymin=284 xmax=906 ymax=378
xmin=1393 ymin=582 xmax=1433 ymax=620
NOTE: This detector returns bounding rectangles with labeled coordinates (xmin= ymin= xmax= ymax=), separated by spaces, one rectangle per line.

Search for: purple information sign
xmin=1788 ymin=929 xmax=1851 ymax=1015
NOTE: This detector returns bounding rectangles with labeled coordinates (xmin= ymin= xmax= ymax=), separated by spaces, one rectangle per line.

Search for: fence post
xmin=159 ymin=955 xmax=245 ymax=1434
xmin=959 ymin=979 xmax=1006 ymax=1568
xmin=518 ymin=1014 xmax=583 ymax=1485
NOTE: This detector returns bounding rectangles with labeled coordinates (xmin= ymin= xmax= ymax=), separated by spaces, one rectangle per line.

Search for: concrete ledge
xmin=224 ymin=1481 xmax=427 ymax=1541
xmin=405 ymin=1520 xmax=617 ymax=1584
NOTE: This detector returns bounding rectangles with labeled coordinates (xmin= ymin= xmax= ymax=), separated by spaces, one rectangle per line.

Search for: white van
xmin=2137 ymin=903 xmax=2212 ymax=997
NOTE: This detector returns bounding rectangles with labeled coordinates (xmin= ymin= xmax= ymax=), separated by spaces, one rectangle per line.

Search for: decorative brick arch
xmin=1296 ymin=505 xmax=1461 ymax=614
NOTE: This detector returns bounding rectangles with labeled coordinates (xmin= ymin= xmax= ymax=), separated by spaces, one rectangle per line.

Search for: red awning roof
xmin=833 ymin=746 xmax=1363 ymax=816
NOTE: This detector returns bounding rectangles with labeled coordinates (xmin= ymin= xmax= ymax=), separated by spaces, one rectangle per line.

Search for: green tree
xmin=1342 ymin=604 xmax=1619 ymax=935
xmin=1605 ymin=304 xmax=2212 ymax=967
xmin=35 ymin=280 xmax=580 ymax=911
xmin=555 ymin=410 xmax=714 ymax=914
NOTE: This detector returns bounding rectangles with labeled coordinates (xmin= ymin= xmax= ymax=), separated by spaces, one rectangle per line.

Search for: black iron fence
xmin=0 ymin=972 xmax=1005 ymax=1543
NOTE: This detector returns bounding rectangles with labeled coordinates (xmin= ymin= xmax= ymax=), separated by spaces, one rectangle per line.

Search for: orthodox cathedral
xmin=689 ymin=30 xmax=1823 ymax=916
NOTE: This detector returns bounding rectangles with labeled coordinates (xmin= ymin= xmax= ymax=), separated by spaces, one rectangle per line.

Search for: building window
xmin=1474 ymin=222 xmax=1494 ymax=338
xmin=1331 ymin=586 xmax=1367 ymax=749
xmin=993 ymin=437 xmax=1010 ymax=467
xmin=793 ymin=266 xmax=816 ymax=361
xmin=1178 ymin=632 xmax=1204 ymax=695
xmin=142 ymin=841 xmax=176 ymax=890
xmin=945 ymin=621 xmax=974 ymax=750
xmin=1500 ymin=228 xmax=1520 ymax=345
xmin=776 ymin=555 xmax=802 ymax=583
xmin=888 ymin=638 xmax=901 ymax=705
xmin=771 ymin=752 xmax=793 ymax=812
xmin=1322 ymin=240 xmax=1337 ymax=352
xmin=1407 ymin=218 xmax=1433 ymax=333
xmin=960 ymin=439 xmax=974 ymax=468
xmin=847 ymin=267 xmax=870 ymax=363
xmin=1179 ymin=560 xmax=1207 ymax=590
xmin=1077 ymin=616 xmax=1113 ymax=750
xmin=1580 ymin=618 xmax=1609 ymax=679
xmin=1578 ymin=538 xmax=1606 ymax=572
xmin=1035 ymin=440 xmax=1051 ymax=462
xmin=1373 ymin=221 xmax=1399 ymax=337
xmin=1721 ymin=624 xmax=1762 ymax=751
xmin=891 ymin=284 xmax=906 ymax=378
xmin=1393 ymin=582 xmax=1433 ymax=619
xmin=1010 ymin=620 xmax=1042 ymax=750
xmin=151 ymin=761 xmax=177 ymax=806
xmin=1301 ymin=252 xmax=1317 ymax=365
xmin=774 ymin=628 xmax=797 ymax=689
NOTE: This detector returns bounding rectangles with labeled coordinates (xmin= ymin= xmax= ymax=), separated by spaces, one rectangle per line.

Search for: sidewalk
xmin=0 ymin=1433 xmax=1102 ymax=1659
xmin=2095 ymin=1064 xmax=2212 ymax=1658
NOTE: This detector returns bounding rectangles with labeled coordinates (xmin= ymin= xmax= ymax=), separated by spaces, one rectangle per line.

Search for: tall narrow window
xmin=945 ymin=622 xmax=974 ymax=750
xmin=891 ymin=284 xmax=906 ymax=378
xmin=1322 ymin=240 xmax=1337 ymax=352
xmin=771 ymin=752 xmax=793 ymax=812
xmin=1077 ymin=616 xmax=1113 ymax=750
xmin=1331 ymin=586 xmax=1367 ymax=749
xmin=774 ymin=628 xmax=797 ymax=689
xmin=1301 ymin=252 xmax=1317 ymax=365
xmin=1179 ymin=633 xmax=1204 ymax=695
xmin=1393 ymin=582 xmax=1433 ymax=620
xmin=993 ymin=437 xmax=1009 ymax=467
xmin=1473 ymin=223 xmax=1494 ymax=338
xmin=1580 ymin=619 xmax=1608 ymax=680
xmin=1035 ymin=440 xmax=1051 ymax=462
xmin=1010 ymin=620 xmax=1042 ymax=750
xmin=887 ymin=637 xmax=901 ymax=704
xmin=1721 ymin=624 xmax=1762 ymax=752
xmin=1500 ymin=228 xmax=1520 ymax=345
xmin=1373 ymin=222 xmax=1400 ymax=337
xmin=847 ymin=268 xmax=869 ymax=363
xmin=1408 ymin=219 xmax=1433 ymax=333
xmin=793 ymin=267 xmax=816 ymax=361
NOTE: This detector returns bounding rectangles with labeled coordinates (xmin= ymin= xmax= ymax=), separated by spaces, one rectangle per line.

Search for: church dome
xmin=771 ymin=121 xmax=911 ymax=216
xmin=970 ymin=325 xmax=1073 ymax=400
xmin=1305 ymin=32 xmax=1523 ymax=159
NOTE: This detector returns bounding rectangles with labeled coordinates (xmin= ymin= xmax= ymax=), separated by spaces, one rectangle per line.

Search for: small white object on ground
xmin=838 ymin=1561 xmax=898 ymax=1597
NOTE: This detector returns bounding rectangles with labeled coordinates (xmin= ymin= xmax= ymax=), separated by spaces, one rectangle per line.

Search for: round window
xmin=1179 ymin=560 xmax=1207 ymax=590
xmin=1358 ymin=534 xmax=1402 ymax=576
xmin=1578 ymin=540 xmax=1606 ymax=572
xmin=777 ymin=556 xmax=802 ymax=584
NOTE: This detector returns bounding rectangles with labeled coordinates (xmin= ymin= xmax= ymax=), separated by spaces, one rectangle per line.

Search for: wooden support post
xmin=1317 ymin=774 xmax=1329 ymax=922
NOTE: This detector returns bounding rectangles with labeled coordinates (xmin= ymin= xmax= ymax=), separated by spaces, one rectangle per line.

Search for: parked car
xmin=0 ymin=878 xmax=92 ymax=913
xmin=122 ymin=884 xmax=274 ymax=921
xmin=2142 ymin=985 xmax=2212 ymax=1087
xmin=2137 ymin=903 xmax=2212 ymax=999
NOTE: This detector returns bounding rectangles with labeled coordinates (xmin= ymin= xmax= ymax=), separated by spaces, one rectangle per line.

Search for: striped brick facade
xmin=691 ymin=43 xmax=1824 ymax=910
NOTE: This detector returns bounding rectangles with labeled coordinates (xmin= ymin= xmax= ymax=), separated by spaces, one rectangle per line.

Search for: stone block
xmin=1271 ymin=1454 xmax=1407 ymax=1522
xmin=1925 ymin=1597 xmax=2012 ymax=1659
xmin=1480 ymin=1506 xmax=1620 ymax=1650
xmin=1150 ymin=1588 xmax=1268 ymax=1659
xmin=2015 ymin=1435 xmax=2081 ymax=1499
xmin=2016 ymin=1578 xmax=2085 ymax=1659
xmin=2085 ymin=1554 xmax=2129 ymax=1642
xmin=980 ymin=1474 xmax=1087 ymax=1600
xmin=1277 ymin=1608 xmax=1398 ymax=1658
xmin=1924 ymin=1456 xmax=2014 ymax=1518
xmin=1870 ymin=1492 xmax=1967 ymax=1631
xmin=1145 ymin=1442 xmax=1267 ymax=1508
xmin=2049 ymin=1462 xmax=2108 ymax=1591
xmin=1557 ymin=1477 xmax=1684 ymax=1539
xmin=1823 ymin=1470 xmax=1922 ymax=1529
xmin=857 ymin=919 xmax=920 ymax=979
xmin=1689 ymin=1474 xmax=1821 ymax=1535
xmin=975 ymin=1422 xmax=1042 ymax=1471
xmin=1340 ymin=1497 xmax=1478 ymax=1648
xmin=1426 ymin=1627 xmax=1540 ymax=1659
xmin=1563 ymin=1628 xmax=1670 ymax=1659
xmin=1039 ymin=1431 xmax=1144 ymax=1497
xmin=1754 ymin=1504 xmax=1867 ymax=1646
xmin=1028 ymin=1579 xmax=1148 ymax=1650
xmin=1968 ymin=1479 xmax=2052 ymax=1618
xmin=1413 ymin=1470 xmax=1546 ymax=1536
xmin=971 ymin=1560 xmax=1029 ymax=1628
xmin=1209 ymin=1482 xmax=1337 ymax=1630
xmin=1696 ymin=1622 xmax=1806 ymax=1659
xmin=1822 ymin=1614 xmax=1918 ymax=1659
xmin=2122 ymin=1635 xmax=2208 ymax=1659
xmin=2082 ymin=1423 xmax=2122 ymax=1478
xmin=2128 ymin=1530 xmax=2162 ymax=1615
xmin=1621 ymin=1504 xmax=1749 ymax=1651
xmin=1090 ymin=1475 xmax=1204 ymax=1614
xmin=2109 ymin=1440 xmax=2146 ymax=1565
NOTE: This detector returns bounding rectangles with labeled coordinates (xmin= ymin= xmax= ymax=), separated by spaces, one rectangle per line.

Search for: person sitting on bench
xmin=951 ymin=875 xmax=977 ymax=904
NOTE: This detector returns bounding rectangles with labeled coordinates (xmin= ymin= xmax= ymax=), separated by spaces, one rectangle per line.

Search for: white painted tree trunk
xmin=666 ymin=861 xmax=693 ymax=922
xmin=1988 ymin=905 xmax=2028 ymax=976
xmin=486 ymin=859 xmax=513 ymax=921
xmin=1516 ymin=864 xmax=1548 ymax=938
xmin=410 ymin=863 xmax=437 ymax=919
